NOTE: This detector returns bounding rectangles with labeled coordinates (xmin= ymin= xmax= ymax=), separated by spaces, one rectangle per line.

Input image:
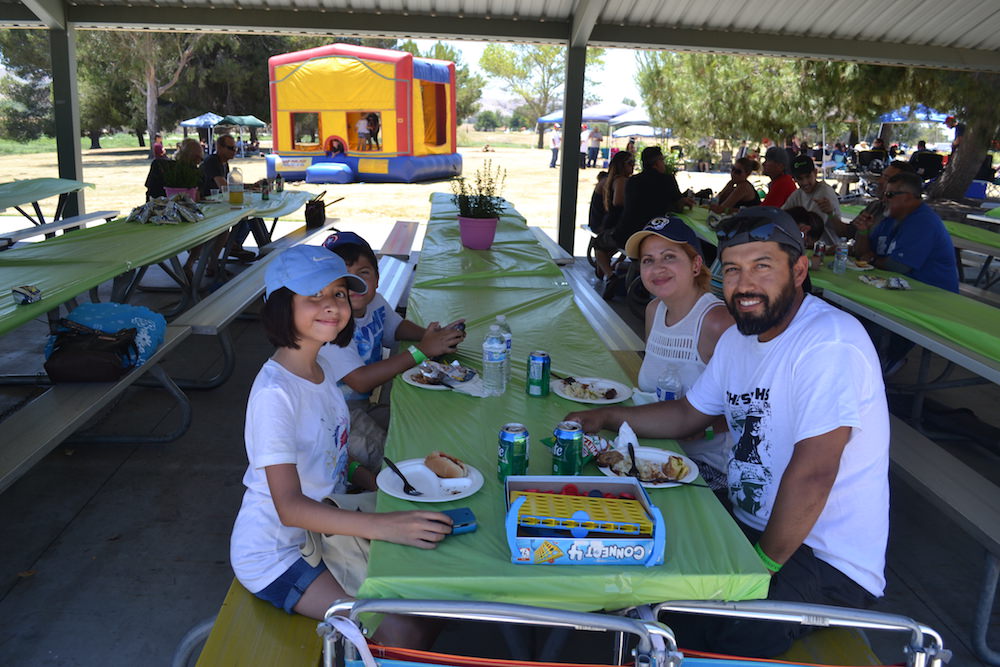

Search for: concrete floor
xmin=0 ymin=231 xmax=998 ymax=666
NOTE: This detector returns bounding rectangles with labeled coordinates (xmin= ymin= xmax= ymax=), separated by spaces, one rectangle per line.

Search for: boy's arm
xmin=338 ymin=321 xmax=466 ymax=394
xmin=395 ymin=319 xmax=426 ymax=342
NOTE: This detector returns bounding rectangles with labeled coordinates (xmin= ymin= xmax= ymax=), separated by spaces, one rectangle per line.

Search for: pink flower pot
xmin=458 ymin=216 xmax=498 ymax=250
xmin=164 ymin=186 xmax=198 ymax=201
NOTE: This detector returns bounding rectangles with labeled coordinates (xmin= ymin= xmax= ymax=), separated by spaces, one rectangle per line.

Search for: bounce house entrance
xmin=421 ymin=81 xmax=447 ymax=148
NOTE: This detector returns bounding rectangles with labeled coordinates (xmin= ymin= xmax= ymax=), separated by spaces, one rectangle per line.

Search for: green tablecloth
xmin=0 ymin=178 xmax=93 ymax=212
xmin=841 ymin=203 xmax=1000 ymax=253
xmin=358 ymin=193 xmax=770 ymax=611
xmin=810 ymin=267 xmax=1000 ymax=365
xmin=676 ymin=207 xmax=718 ymax=246
xmin=0 ymin=192 xmax=310 ymax=337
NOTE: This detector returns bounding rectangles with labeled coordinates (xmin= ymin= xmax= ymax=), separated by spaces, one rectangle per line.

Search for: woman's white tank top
xmin=637 ymin=292 xmax=724 ymax=394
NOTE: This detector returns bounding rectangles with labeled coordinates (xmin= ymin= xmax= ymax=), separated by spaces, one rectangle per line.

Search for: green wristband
xmin=347 ymin=461 xmax=362 ymax=483
xmin=754 ymin=542 xmax=783 ymax=572
xmin=408 ymin=345 xmax=427 ymax=365
xmin=855 ymin=229 xmax=869 ymax=236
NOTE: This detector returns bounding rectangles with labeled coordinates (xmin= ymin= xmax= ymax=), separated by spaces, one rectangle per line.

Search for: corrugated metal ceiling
xmin=2 ymin=0 xmax=999 ymax=71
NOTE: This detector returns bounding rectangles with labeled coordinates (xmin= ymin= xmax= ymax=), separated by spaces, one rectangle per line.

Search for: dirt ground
xmin=0 ymin=144 xmax=733 ymax=248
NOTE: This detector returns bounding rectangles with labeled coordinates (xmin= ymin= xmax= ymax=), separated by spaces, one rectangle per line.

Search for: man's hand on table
xmin=564 ymin=406 xmax=620 ymax=434
xmin=370 ymin=511 xmax=454 ymax=549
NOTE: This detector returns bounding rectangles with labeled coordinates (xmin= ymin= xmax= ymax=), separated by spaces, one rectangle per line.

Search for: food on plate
xmin=560 ymin=377 xmax=617 ymax=401
xmin=413 ymin=360 xmax=475 ymax=385
xmin=852 ymin=259 xmax=870 ymax=269
xmin=594 ymin=449 xmax=624 ymax=468
xmin=424 ymin=450 xmax=468 ymax=478
xmin=604 ymin=450 xmax=690 ymax=483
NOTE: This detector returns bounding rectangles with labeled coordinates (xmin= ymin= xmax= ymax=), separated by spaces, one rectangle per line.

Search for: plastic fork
xmin=383 ymin=457 xmax=422 ymax=496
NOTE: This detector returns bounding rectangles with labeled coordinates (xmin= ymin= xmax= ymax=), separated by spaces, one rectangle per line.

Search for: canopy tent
xmin=537 ymin=102 xmax=634 ymax=124
xmin=179 ymin=112 xmax=223 ymax=128
xmin=608 ymin=107 xmax=651 ymax=126
xmin=612 ymin=124 xmax=670 ymax=138
xmin=218 ymin=114 xmax=267 ymax=128
xmin=877 ymin=105 xmax=948 ymax=123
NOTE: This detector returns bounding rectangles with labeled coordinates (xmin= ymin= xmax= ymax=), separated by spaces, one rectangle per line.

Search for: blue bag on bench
xmin=45 ymin=302 xmax=167 ymax=367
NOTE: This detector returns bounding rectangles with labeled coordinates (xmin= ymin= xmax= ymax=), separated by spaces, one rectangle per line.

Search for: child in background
xmin=321 ymin=232 xmax=466 ymax=470
xmin=229 ymin=245 xmax=451 ymax=642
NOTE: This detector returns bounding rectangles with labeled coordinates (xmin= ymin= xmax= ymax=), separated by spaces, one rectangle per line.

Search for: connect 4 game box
xmin=504 ymin=476 xmax=665 ymax=567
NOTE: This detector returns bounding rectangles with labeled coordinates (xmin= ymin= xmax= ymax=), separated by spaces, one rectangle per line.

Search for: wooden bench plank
xmin=0 ymin=209 xmax=118 ymax=249
xmin=0 ymin=325 xmax=192 ymax=493
xmin=959 ymin=283 xmax=1000 ymax=308
xmin=379 ymin=220 xmax=420 ymax=260
xmin=196 ymin=579 xmax=320 ymax=667
xmin=529 ymin=226 xmax=574 ymax=265
xmin=889 ymin=415 xmax=1000 ymax=555
xmin=378 ymin=253 xmax=418 ymax=312
xmin=561 ymin=267 xmax=644 ymax=352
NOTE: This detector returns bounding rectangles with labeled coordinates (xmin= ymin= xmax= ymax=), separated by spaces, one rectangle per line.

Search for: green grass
xmin=0 ymin=132 xmax=275 ymax=155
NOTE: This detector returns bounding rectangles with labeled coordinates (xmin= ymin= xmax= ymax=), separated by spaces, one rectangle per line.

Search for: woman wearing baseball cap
xmin=625 ymin=217 xmax=735 ymax=487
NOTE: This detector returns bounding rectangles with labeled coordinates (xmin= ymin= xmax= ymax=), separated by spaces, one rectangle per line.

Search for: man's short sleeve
xmin=789 ymin=342 xmax=869 ymax=441
xmin=685 ymin=332 xmax=733 ymax=418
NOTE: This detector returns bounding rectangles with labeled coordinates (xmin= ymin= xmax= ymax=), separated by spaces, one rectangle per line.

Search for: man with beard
xmin=566 ymin=207 xmax=889 ymax=658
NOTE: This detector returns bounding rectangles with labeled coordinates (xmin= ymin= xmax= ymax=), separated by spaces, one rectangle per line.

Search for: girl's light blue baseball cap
xmin=264 ymin=245 xmax=368 ymax=299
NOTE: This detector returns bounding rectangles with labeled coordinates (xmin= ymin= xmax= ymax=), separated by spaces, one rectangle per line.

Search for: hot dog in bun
xmin=424 ymin=451 xmax=467 ymax=478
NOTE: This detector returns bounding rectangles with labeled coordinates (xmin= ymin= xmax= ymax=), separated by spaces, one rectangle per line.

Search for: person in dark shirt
xmin=945 ymin=116 xmax=965 ymax=153
xmin=613 ymin=146 xmax=693 ymax=249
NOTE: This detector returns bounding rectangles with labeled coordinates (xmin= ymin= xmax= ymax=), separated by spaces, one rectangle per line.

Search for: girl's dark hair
xmin=262 ymin=287 xmax=356 ymax=349
xmin=735 ymin=156 xmax=759 ymax=173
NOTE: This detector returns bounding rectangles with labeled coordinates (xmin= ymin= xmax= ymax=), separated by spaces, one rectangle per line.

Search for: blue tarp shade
xmin=877 ymin=105 xmax=948 ymax=123
xmin=180 ymin=112 xmax=223 ymax=128
xmin=537 ymin=103 xmax=635 ymax=124
xmin=413 ymin=58 xmax=451 ymax=84
xmin=218 ymin=114 xmax=267 ymax=128
xmin=609 ymin=107 xmax=651 ymax=126
xmin=612 ymin=124 xmax=670 ymax=138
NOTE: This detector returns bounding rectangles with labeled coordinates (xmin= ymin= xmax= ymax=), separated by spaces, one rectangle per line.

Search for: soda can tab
xmin=12 ymin=285 xmax=42 ymax=305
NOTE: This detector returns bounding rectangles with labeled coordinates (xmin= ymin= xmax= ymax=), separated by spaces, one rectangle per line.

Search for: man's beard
xmin=726 ymin=278 xmax=797 ymax=336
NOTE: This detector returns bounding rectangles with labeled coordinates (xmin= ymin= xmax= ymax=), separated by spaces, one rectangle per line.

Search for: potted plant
xmin=451 ymin=159 xmax=507 ymax=250
xmin=161 ymin=160 xmax=202 ymax=200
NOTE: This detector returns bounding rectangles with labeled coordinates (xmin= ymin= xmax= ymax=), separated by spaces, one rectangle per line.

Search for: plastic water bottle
xmin=833 ymin=237 xmax=849 ymax=274
xmin=482 ymin=324 xmax=507 ymax=396
xmin=495 ymin=315 xmax=513 ymax=383
xmin=656 ymin=364 xmax=684 ymax=401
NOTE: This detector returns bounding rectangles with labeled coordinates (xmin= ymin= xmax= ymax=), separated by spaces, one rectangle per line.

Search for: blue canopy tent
xmin=179 ymin=112 xmax=223 ymax=128
xmin=536 ymin=103 xmax=634 ymax=124
xmin=877 ymin=105 xmax=948 ymax=123
xmin=612 ymin=124 xmax=670 ymax=138
xmin=608 ymin=107 xmax=651 ymax=126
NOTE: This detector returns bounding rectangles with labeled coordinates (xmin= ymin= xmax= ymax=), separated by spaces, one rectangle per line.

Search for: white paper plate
xmin=598 ymin=446 xmax=699 ymax=488
xmin=846 ymin=259 xmax=874 ymax=271
xmin=550 ymin=377 xmax=632 ymax=405
xmin=400 ymin=367 xmax=475 ymax=391
xmin=376 ymin=458 xmax=484 ymax=502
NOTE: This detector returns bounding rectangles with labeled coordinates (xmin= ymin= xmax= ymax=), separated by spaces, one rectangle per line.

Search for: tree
xmin=636 ymin=52 xmax=825 ymax=146
xmin=474 ymin=110 xmax=503 ymax=132
xmin=508 ymin=104 xmax=533 ymax=131
xmin=479 ymin=44 xmax=604 ymax=148
xmin=800 ymin=60 xmax=1000 ymax=199
xmin=0 ymin=30 xmax=54 ymax=141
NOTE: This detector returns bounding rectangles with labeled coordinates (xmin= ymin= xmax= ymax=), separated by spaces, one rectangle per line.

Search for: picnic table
xmin=0 ymin=178 xmax=93 ymax=225
xmin=359 ymin=193 xmax=770 ymax=611
xmin=0 ymin=192 xmax=311 ymax=337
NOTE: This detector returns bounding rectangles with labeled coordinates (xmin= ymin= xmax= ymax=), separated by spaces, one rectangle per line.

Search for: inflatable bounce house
xmin=266 ymin=43 xmax=463 ymax=184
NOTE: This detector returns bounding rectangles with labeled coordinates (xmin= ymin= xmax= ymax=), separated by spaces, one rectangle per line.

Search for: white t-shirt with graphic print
xmin=319 ymin=292 xmax=403 ymax=401
xmin=686 ymin=294 xmax=889 ymax=596
xmin=230 ymin=356 xmax=351 ymax=593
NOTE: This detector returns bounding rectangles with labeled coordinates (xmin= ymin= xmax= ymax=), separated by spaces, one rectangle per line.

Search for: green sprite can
xmin=498 ymin=423 xmax=530 ymax=481
xmin=552 ymin=420 xmax=583 ymax=475
xmin=526 ymin=350 xmax=551 ymax=397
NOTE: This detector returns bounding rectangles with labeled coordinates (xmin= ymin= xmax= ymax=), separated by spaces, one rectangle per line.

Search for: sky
xmin=412 ymin=40 xmax=643 ymax=116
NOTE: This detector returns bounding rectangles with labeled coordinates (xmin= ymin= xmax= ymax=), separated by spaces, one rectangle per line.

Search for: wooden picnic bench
xmin=0 ymin=324 xmax=192 ymax=494
xmin=888 ymin=414 xmax=1000 ymax=664
xmin=379 ymin=220 xmax=420 ymax=260
xmin=0 ymin=209 xmax=118 ymax=250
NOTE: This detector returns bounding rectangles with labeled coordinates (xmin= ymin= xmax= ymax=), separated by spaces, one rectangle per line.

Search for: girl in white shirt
xmin=230 ymin=246 xmax=451 ymax=644
xmin=625 ymin=217 xmax=735 ymax=484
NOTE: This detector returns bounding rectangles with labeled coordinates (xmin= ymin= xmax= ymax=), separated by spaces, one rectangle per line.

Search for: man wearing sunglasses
xmin=568 ymin=207 xmax=888 ymax=657
xmin=853 ymin=171 xmax=958 ymax=293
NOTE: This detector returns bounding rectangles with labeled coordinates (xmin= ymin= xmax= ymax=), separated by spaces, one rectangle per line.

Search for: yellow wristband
xmin=347 ymin=461 xmax=362 ymax=483
xmin=754 ymin=542 xmax=783 ymax=572
xmin=408 ymin=345 xmax=427 ymax=364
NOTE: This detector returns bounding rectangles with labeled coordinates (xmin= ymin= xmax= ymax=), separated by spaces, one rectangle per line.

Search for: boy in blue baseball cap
xmin=319 ymin=231 xmax=466 ymax=470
